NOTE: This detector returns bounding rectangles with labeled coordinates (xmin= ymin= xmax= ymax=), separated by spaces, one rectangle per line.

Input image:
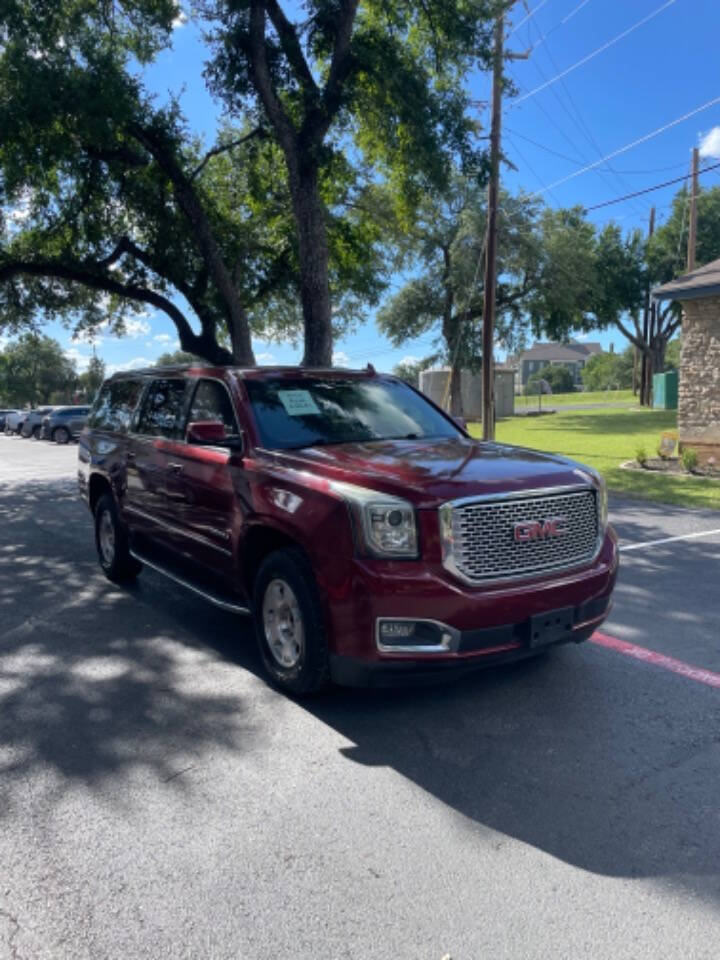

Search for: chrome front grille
xmin=441 ymin=487 xmax=600 ymax=584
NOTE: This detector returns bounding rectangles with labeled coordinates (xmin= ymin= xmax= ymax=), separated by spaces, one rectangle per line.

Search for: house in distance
xmin=513 ymin=340 xmax=603 ymax=388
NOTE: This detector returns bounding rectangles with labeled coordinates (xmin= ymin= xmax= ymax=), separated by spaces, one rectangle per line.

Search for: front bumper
xmin=324 ymin=527 xmax=618 ymax=686
xmin=330 ymin=595 xmax=610 ymax=686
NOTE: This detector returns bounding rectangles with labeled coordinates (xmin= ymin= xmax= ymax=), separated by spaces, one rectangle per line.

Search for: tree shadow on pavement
xmin=0 ymin=479 xmax=258 ymax=815
xmin=2 ymin=479 xmax=720 ymax=906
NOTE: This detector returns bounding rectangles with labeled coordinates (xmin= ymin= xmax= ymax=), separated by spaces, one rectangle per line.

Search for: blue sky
xmin=49 ymin=0 xmax=720 ymax=374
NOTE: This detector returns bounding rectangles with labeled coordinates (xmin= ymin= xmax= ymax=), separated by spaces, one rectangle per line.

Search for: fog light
xmin=376 ymin=619 xmax=456 ymax=652
xmin=379 ymin=620 xmax=416 ymax=640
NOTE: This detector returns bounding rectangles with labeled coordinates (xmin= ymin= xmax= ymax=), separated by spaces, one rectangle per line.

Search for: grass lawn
xmin=468 ymin=406 xmax=720 ymax=511
xmin=515 ymin=388 xmax=635 ymax=409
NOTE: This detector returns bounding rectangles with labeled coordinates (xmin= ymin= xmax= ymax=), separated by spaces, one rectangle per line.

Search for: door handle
xmin=127 ymin=451 xmax=136 ymax=461
xmin=168 ymin=462 xmax=183 ymax=474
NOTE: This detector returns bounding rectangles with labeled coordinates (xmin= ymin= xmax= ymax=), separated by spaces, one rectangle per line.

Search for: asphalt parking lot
xmin=1 ymin=435 xmax=719 ymax=960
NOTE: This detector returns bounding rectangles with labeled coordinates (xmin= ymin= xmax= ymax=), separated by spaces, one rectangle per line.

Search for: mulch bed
xmin=621 ymin=457 xmax=720 ymax=480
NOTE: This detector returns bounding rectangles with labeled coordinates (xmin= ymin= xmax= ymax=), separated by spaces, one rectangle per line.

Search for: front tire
xmin=94 ymin=493 xmax=142 ymax=583
xmin=53 ymin=426 xmax=71 ymax=444
xmin=253 ymin=548 xmax=330 ymax=695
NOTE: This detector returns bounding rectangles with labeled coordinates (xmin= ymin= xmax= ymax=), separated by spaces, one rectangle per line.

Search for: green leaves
xmin=0 ymin=333 xmax=77 ymax=406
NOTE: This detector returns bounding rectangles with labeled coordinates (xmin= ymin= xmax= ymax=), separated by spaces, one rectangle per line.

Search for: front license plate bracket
xmin=528 ymin=607 xmax=575 ymax=648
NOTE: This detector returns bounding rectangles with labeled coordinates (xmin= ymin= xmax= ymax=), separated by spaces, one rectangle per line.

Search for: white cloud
xmin=120 ymin=317 xmax=151 ymax=339
xmin=172 ymin=7 xmax=188 ymax=28
xmin=400 ymin=355 xmax=421 ymax=366
xmin=332 ymin=350 xmax=350 ymax=367
xmin=106 ymin=357 xmax=153 ymax=376
xmin=64 ymin=347 xmax=92 ymax=373
xmin=153 ymin=333 xmax=175 ymax=344
xmin=256 ymin=352 xmax=276 ymax=364
xmin=699 ymin=126 xmax=720 ymax=160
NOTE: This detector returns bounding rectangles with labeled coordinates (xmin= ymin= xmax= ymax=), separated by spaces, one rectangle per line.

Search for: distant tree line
xmin=0 ymin=334 xmax=105 ymax=407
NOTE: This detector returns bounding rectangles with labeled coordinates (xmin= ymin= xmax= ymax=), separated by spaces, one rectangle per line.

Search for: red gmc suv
xmin=78 ymin=365 xmax=618 ymax=694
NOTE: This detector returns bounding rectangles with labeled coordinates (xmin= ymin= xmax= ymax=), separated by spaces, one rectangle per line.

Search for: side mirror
xmin=186 ymin=421 xmax=244 ymax=452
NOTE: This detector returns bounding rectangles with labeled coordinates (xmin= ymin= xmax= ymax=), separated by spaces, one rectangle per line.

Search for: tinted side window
xmin=88 ymin=380 xmax=143 ymax=432
xmin=137 ymin=379 xmax=188 ymax=439
xmin=187 ymin=379 xmax=238 ymax=435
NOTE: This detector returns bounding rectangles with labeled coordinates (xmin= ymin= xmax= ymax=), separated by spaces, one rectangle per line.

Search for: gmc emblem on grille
xmin=514 ymin=517 xmax=568 ymax=543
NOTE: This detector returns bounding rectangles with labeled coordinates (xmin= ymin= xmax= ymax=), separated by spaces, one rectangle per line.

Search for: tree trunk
xmin=288 ymin=163 xmax=333 ymax=367
xmin=228 ymin=303 xmax=255 ymax=365
xmin=449 ymin=362 xmax=463 ymax=417
xmin=648 ymin=337 xmax=666 ymax=393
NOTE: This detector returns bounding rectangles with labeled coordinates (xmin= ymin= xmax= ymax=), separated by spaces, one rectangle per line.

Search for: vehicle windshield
xmin=245 ymin=377 xmax=462 ymax=451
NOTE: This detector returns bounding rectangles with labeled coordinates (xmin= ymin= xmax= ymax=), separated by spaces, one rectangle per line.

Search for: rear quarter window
xmin=88 ymin=379 xmax=144 ymax=432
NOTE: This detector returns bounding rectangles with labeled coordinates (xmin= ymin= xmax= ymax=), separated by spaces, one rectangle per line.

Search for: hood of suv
xmin=269 ymin=437 xmax=597 ymax=508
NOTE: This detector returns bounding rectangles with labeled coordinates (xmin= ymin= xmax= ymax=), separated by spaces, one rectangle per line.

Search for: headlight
xmin=329 ymin=481 xmax=419 ymax=558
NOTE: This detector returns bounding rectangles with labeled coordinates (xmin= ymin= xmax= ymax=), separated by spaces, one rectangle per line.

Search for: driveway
xmin=1 ymin=436 xmax=719 ymax=959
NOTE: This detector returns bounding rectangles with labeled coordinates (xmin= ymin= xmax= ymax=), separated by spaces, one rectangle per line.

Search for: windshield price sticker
xmin=278 ymin=390 xmax=321 ymax=416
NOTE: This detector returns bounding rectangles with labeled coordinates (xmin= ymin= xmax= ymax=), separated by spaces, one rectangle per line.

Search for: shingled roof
xmin=518 ymin=341 xmax=602 ymax=363
xmin=653 ymin=257 xmax=720 ymax=302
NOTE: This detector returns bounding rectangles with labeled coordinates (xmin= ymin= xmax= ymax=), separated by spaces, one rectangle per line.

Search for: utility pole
xmin=640 ymin=206 xmax=655 ymax=406
xmin=481 ymin=6 xmax=527 ymax=442
xmin=687 ymin=146 xmax=699 ymax=272
xmin=481 ymin=13 xmax=504 ymax=442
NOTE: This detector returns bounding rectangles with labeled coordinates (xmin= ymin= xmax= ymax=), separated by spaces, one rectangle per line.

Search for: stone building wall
xmin=679 ymin=294 xmax=720 ymax=464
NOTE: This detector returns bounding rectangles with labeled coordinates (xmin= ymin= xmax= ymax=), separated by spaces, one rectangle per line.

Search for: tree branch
xmin=665 ymin=316 xmax=682 ymax=340
xmin=614 ymin=315 xmax=645 ymax=352
xmin=189 ymin=128 xmax=264 ymax=182
xmin=315 ymin=0 xmax=359 ymax=140
xmin=0 ymin=257 xmax=233 ymax=364
xmin=264 ymin=0 xmax=319 ymax=101
xmin=248 ymin=2 xmax=299 ymax=156
xmin=128 ymin=122 xmax=254 ymax=364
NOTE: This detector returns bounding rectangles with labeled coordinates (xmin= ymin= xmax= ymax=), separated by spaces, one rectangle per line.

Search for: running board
xmin=130 ymin=549 xmax=251 ymax=616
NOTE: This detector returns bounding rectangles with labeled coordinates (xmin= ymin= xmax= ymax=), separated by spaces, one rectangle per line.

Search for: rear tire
xmin=94 ymin=493 xmax=142 ymax=583
xmin=253 ymin=548 xmax=330 ymax=696
xmin=53 ymin=426 xmax=71 ymax=444
xmin=32 ymin=425 xmax=41 ymax=439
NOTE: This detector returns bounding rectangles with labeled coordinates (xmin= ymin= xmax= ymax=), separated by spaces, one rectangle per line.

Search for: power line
xmin=505 ymin=133 xmax=563 ymax=206
xmin=527 ymin=16 xmax=649 ymax=219
xmin=506 ymin=127 xmax=586 ymax=167
xmin=510 ymin=14 xmax=642 ymax=215
xmin=514 ymin=0 xmax=679 ymax=104
xmin=505 ymin=130 xmax=699 ymax=175
xmin=509 ymin=72 xmax=640 ymax=208
xmin=529 ymin=0 xmax=593 ymax=51
xmin=531 ymin=94 xmax=720 ymax=195
xmin=583 ymin=161 xmax=720 ymax=211
xmin=510 ymin=0 xmax=553 ymax=36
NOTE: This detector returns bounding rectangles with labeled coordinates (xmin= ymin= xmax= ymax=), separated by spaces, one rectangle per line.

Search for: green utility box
xmin=653 ymin=370 xmax=678 ymax=410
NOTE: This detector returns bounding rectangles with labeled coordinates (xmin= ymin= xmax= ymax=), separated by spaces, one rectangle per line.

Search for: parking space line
xmin=591 ymin=632 xmax=720 ymax=690
xmin=619 ymin=528 xmax=720 ymax=552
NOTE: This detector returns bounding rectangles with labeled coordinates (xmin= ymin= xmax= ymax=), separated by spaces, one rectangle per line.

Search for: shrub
xmin=635 ymin=445 xmax=648 ymax=467
xmin=528 ymin=364 xmax=575 ymax=394
xmin=681 ymin=447 xmax=699 ymax=473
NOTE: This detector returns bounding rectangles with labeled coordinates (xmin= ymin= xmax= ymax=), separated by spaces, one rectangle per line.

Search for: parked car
xmin=41 ymin=406 xmax=90 ymax=443
xmin=20 ymin=407 xmax=56 ymax=438
xmin=0 ymin=410 xmax=19 ymax=432
xmin=4 ymin=410 xmax=27 ymax=435
xmin=79 ymin=365 xmax=618 ymax=695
